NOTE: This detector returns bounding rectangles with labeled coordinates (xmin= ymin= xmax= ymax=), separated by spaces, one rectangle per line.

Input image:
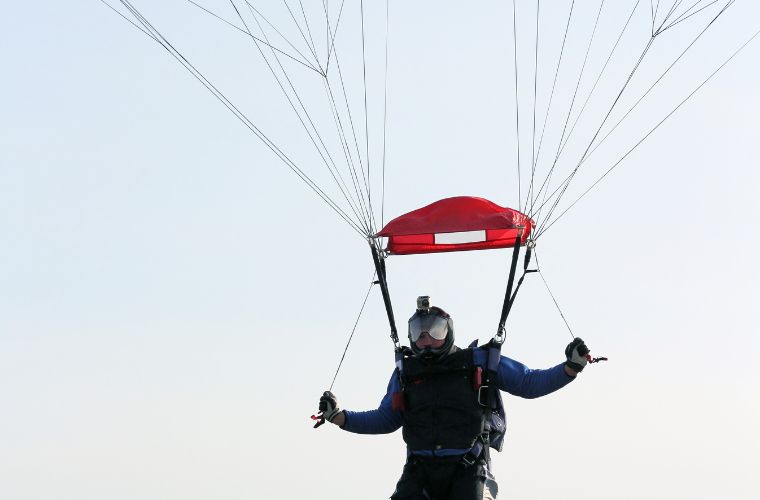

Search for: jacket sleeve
xmin=341 ymin=370 xmax=404 ymax=434
xmin=494 ymin=354 xmax=574 ymax=399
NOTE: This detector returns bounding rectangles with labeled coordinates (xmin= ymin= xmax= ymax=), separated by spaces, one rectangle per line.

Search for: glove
xmin=319 ymin=391 xmax=341 ymax=423
xmin=565 ymin=337 xmax=590 ymax=372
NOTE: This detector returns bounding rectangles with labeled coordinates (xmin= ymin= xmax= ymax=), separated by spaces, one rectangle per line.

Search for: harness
xmin=390 ymin=342 xmax=505 ymax=466
xmin=384 ymin=231 xmax=534 ymax=466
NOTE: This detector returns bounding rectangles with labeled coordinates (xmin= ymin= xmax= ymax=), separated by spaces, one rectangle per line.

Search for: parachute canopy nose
xmin=377 ymin=196 xmax=534 ymax=255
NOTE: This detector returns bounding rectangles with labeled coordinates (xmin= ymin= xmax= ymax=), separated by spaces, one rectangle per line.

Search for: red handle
xmin=311 ymin=414 xmax=326 ymax=428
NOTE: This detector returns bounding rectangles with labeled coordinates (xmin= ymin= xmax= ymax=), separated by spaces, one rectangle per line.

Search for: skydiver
xmin=316 ymin=296 xmax=590 ymax=500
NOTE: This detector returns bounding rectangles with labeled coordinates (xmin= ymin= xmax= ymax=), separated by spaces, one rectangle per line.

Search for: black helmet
xmin=408 ymin=296 xmax=455 ymax=359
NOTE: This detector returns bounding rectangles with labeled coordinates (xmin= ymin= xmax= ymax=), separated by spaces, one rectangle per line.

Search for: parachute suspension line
xmin=528 ymin=0 xmax=541 ymax=213
xmin=527 ymin=0 xmax=576 ymax=215
xmin=534 ymin=0 xmax=734 ymax=232
xmin=321 ymin=0 xmax=329 ymax=60
xmin=108 ymin=0 xmax=366 ymax=237
xmin=238 ymin=1 xmax=369 ymax=231
xmin=243 ymin=1 xmax=323 ymax=74
xmin=550 ymin=0 xmax=735 ymax=200
xmin=243 ymin=4 xmax=376 ymax=236
xmin=529 ymin=0 xmax=627 ymax=216
xmin=530 ymin=5 xmax=603 ymax=225
xmin=534 ymin=32 xmax=657 ymax=233
xmin=101 ymin=0 xmax=159 ymax=42
xmin=243 ymin=11 xmax=369 ymax=234
xmin=653 ymin=0 xmax=702 ymax=33
xmin=328 ymin=273 xmax=377 ymax=392
xmin=369 ymin=241 xmax=399 ymax=349
xmin=296 ymin=0 xmax=322 ymax=70
xmin=243 ymin=1 xmax=311 ymax=64
xmin=662 ymin=1 xmax=725 ymax=34
xmin=241 ymin=7 xmax=373 ymax=236
xmin=238 ymin=4 xmax=358 ymax=223
xmin=666 ymin=0 xmax=694 ymax=26
xmin=534 ymin=0 xmax=740 ymax=237
xmin=530 ymin=0 xmax=606 ymax=227
xmin=381 ymin=0 xmax=390 ymax=229
xmin=651 ymin=0 xmax=662 ymax=33
xmin=533 ymin=251 xmax=575 ymax=339
xmin=554 ymin=0 xmax=606 ymax=171
xmin=186 ymin=1 xmax=322 ymax=74
xmin=308 ymin=4 xmax=371 ymax=227
xmin=323 ymin=71 xmax=373 ymax=237
xmin=320 ymin=76 xmax=375 ymax=227
xmin=320 ymin=65 xmax=377 ymax=231
xmin=531 ymin=2 xmax=647 ymax=221
xmin=359 ymin=0 xmax=378 ymax=235
xmin=549 ymin=0 xmax=639 ymax=182
xmin=330 ymin=45 xmax=376 ymax=233
xmin=657 ymin=0 xmax=682 ymax=31
xmin=317 ymin=2 xmax=375 ymax=233
xmin=324 ymin=0 xmax=347 ymax=73
xmin=536 ymin=19 xmax=760 ymax=238
xmin=534 ymin=252 xmax=607 ymax=363
xmin=280 ymin=0 xmax=322 ymax=72
xmin=511 ymin=0 xmax=522 ymax=212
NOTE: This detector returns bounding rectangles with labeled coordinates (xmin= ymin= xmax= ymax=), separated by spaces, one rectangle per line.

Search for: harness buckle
xmin=460 ymin=452 xmax=478 ymax=468
xmin=460 ymin=441 xmax=484 ymax=468
xmin=477 ymin=385 xmax=489 ymax=407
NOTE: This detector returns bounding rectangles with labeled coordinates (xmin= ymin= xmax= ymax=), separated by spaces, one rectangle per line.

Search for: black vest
xmin=401 ymin=348 xmax=484 ymax=451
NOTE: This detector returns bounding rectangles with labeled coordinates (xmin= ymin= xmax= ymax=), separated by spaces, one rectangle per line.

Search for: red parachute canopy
xmin=377 ymin=196 xmax=534 ymax=255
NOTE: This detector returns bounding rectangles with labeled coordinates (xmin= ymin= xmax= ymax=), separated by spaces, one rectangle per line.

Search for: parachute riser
xmin=482 ymin=230 xmax=533 ymax=465
xmin=369 ymin=241 xmax=400 ymax=349
xmin=507 ymin=241 xmax=538 ymax=313
xmin=495 ymin=229 xmax=534 ymax=343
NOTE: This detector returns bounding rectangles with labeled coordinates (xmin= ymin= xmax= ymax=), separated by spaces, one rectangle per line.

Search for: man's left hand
xmin=319 ymin=391 xmax=341 ymax=422
xmin=565 ymin=337 xmax=590 ymax=374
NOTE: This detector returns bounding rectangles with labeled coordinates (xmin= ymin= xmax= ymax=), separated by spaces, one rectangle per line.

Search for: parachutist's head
xmin=408 ymin=296 xmax=455 ymax=360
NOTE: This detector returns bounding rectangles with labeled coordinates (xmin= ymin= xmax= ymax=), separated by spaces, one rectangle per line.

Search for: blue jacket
xmin=342 ymin=348 xmax=574 ymax=452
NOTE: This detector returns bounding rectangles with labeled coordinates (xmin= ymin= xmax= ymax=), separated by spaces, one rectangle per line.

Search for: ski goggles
xmin=408 ymin=312 xmax=450 ymax=342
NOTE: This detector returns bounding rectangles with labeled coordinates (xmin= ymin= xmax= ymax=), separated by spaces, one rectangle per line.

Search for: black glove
xmin=565 ymin=337 xmax=590 ymax=372
xmin=319 ymin=391 xmax=341 ymax=422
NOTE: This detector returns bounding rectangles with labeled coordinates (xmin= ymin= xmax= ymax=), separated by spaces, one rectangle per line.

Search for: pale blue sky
xmin=2 ymin=2 xmax=759 ymax=499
